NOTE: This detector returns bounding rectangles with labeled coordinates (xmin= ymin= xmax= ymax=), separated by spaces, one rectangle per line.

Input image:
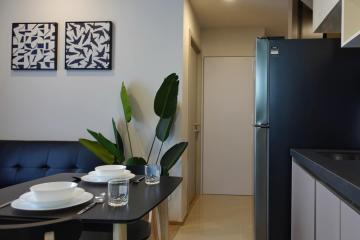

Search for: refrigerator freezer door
xmin=254 ymin=126 xmax=268 ymax=240
xmin=255 ymin=38 xmax=269 ymax=126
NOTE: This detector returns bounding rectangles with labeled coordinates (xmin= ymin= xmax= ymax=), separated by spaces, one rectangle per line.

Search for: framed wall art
xmin=65 ymin=21 xmax=112 ymax=70
xmin=11 ymin=22 xmax=58 ymax=70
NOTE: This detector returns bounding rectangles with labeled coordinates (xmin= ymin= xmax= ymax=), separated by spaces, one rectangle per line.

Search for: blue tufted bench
xmin=0 ymin=141 xmax=103 ymax=188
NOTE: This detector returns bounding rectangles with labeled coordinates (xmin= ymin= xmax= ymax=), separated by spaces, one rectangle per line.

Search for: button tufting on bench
xmin=13 ymin=164 xmax=21 ymax=169
xmin=0 ymin=141 xmax=103 ymax=188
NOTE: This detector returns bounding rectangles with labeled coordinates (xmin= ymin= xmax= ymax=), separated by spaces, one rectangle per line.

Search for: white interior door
xmin=203 ymin=57 xmax=254 ymax=195
xmin=187 ymin=43 xmax=200 ymax=205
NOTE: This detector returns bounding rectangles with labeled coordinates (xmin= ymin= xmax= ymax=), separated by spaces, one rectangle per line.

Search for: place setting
xmin=10 ymin=181 xmax=93 ymax=211
xmin=8 ymin=165 xmax=139 ymax=212
xmin=81 ymin=165 xmax=135 ymax=184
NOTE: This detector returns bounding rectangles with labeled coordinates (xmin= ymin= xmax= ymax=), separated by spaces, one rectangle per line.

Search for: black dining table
xmin=0 ymin=173 xmax=182 ymax=240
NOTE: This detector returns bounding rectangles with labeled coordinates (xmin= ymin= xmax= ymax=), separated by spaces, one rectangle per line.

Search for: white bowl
xmin=94 ymin=165 xmax=126 ymax=176
xmin=20 ymin=188 xmax=85 ymax=208
xmin=30 ymin=182 xmax=77 ymax=202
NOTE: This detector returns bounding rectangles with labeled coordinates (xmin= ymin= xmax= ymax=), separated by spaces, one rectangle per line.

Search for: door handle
xmin=253 ymin=123 xmax=269 ymax=128
xmin=193 ymin=123 xmax=200 ymax=133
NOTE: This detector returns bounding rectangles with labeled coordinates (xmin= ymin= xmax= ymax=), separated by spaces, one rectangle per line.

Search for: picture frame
xmin=11 ymin=22 xmax=58 ymax=70
xmin=65 ymin=21 xmax=112 ymax=70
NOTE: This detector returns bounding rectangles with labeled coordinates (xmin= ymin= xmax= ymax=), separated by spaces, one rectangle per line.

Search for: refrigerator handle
xmin=253 ymin=123 xmax=270 ymax=128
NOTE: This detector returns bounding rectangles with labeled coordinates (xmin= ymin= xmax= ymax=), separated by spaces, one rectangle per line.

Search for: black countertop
xmin=291 ymin=149 xmax=360 ymax=211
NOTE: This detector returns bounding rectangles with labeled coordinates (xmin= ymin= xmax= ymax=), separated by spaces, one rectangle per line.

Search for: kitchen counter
xmin=291 ymin=149 xmax=360 ymax=211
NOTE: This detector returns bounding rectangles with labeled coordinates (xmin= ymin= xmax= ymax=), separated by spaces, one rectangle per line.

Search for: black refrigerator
xmin=254 ymin=38 xmax=360 ymax=240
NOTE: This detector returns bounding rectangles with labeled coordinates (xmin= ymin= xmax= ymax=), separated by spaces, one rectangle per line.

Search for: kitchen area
xmin=254 ymin=1 xmax=360 ymax=240
xmin=291 ymin=149 xmax=360 ymax=240
xmin=1 ymin=0 xmax=360 ymax=239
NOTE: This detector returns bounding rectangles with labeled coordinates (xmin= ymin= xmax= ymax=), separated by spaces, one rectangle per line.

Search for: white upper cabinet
xmin=302 ymin=0 xmax=313 ymax=9
xmin=341 ymin=0 xmax=360 ymax=47
xmin=312 ymin=0 xmax=360 ymax=47
xmin=313 ymin=0 xmax=341 ymax=33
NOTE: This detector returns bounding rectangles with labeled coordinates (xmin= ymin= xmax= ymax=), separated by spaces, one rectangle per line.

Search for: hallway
xmin=170 ymin=195 xmax=254 ymax=240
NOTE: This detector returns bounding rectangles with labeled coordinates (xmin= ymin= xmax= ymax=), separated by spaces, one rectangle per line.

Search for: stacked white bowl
xmin=20 ymin=182 xmax=83 ymax=208
xmin=95 ymin=165 xmax=126 ymax=176
xmin=30 ymin=182 xmax=78 ymax=202
xmin=90 ymin=165 xmax=132 ymax=181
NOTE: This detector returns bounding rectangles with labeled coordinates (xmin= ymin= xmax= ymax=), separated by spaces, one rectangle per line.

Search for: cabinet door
xmin=313 ymin=0 xmax=341 ymax=32
xmin=341 ymin=201 xmax=360 ymax=240
xmin=316 ymin=181 xmax=340 ymax=240
xmin=291 ymin=160 xmax=315 ymax=240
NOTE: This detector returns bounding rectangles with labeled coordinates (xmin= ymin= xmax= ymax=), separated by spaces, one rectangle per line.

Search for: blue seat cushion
xmin=0 ymin=141 xmax=103 ymax=188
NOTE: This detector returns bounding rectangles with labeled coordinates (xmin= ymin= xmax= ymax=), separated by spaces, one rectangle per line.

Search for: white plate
xmin=12 ymin=191 xmax=93 ymax=211
xmin=81 ymin=173 xmax=135 ymax=183
xmin=90 ymin=170 xmax=130 ymax=177
xmin=94 ymin=165 xmax=126 ymax=176
xmin=19 ymin=188 xmax=85 ymax=208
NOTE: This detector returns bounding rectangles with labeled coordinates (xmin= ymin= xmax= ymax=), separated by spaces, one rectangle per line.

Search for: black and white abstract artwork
xmin=11 ymin=23 xmax=58 ymax=70
xmin=65 ymin=21 xmax=112 ymax=70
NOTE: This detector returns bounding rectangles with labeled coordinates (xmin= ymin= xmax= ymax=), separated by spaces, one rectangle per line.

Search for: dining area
xmin=0 ymin=151 xmax=182 ymax=240
xmin=0 ymin=67 xmax=187 ymax=240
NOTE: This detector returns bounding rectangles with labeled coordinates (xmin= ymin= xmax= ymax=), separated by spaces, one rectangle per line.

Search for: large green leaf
xmin=112 ymin=118 xmax=124 ymax=154
xmin=79 ymin=139 xmax=114 ymax=165
xmin=121 ymin=82 xmax=132 ymax=123
xmin=160 ymin=142 xmax=188 ymax=176
xmin=124 ymin=157 xmax=147 ymax=166
xmin=154 ymin=73 xmax=179 ymax=118
xmin=87 ymin=129 xmax=124 ymax=163
xmin=156 ymin=115 xmax=175 ymax=142
xmin=161 ymin=166 xmax=170 ymax=176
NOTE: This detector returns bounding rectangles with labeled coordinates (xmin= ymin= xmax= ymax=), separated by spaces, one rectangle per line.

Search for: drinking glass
xmin=145 ymin=164 xmax=161 ymax=185
xmin=108 ymin=178 xmax=129 ymax=207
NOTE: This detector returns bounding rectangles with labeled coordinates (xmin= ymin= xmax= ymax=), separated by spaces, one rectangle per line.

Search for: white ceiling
xmin=190 ymin=0 xmax=289 ymax=36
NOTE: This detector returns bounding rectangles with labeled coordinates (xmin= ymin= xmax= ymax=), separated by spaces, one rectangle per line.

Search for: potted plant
xmin=79 ymin=73 xmax=188 ymax=176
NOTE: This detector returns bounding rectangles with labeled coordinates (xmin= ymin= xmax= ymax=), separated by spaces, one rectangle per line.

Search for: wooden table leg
xmin=113 ymin=224 xmax=127 ymax=240
xmin=155 ymin=198 xmax=169 ymax=240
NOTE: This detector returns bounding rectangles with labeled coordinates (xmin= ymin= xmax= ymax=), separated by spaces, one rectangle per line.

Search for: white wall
xmin=167 ymin=0 xmax=201 ymax=222
xmin=201 ymin=27 xmax=265 ymax=56
xmin=0 ymin=0 xmax=186 ymax=220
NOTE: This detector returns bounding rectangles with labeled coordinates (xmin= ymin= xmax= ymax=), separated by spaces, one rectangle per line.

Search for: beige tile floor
xmin=169 ymin=195 xmax=254 ymax=240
